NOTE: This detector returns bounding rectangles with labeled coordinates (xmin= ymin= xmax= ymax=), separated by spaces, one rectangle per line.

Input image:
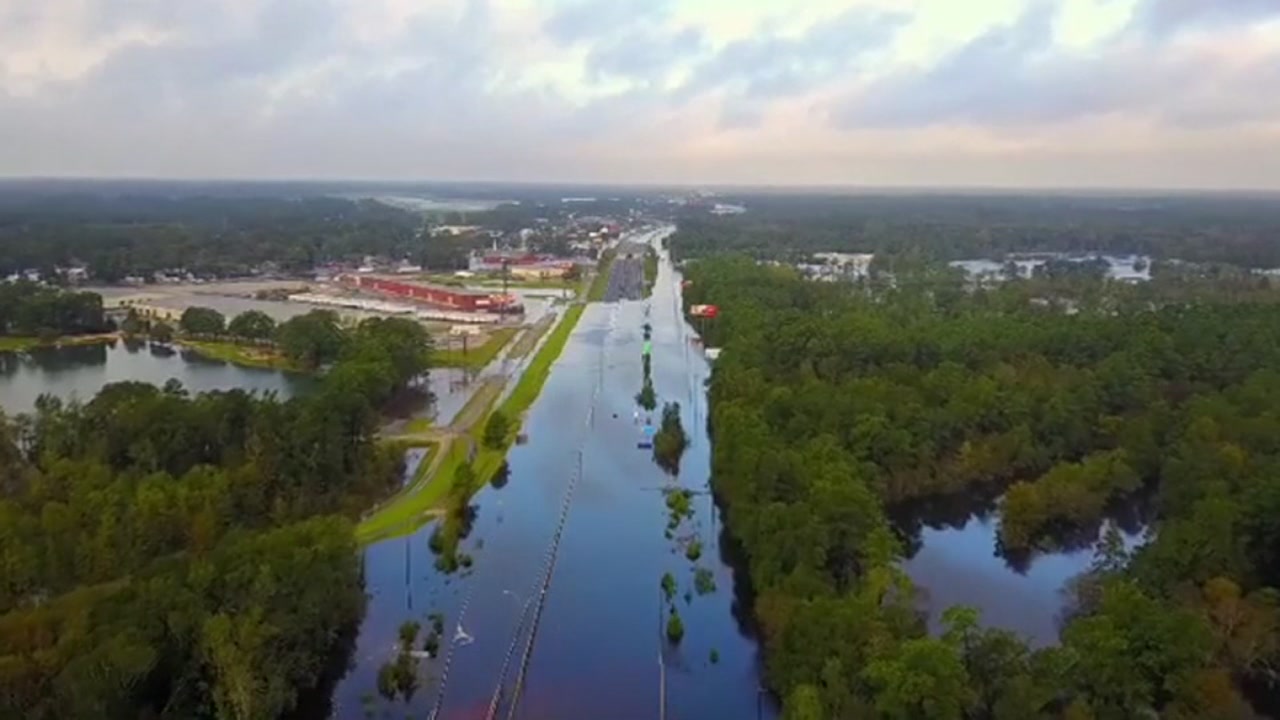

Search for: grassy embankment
xmin=355 ymin=303 xmax=586 ymax=543
xmin=0 ymin=334 xmax=119 ymax=352
xmin=403 ymin=417 xmax=433 ymax=434
xmin=431 ymin=326 xmax=518 ymax=370
xmin=586 ymin=249 xmax=617 ymax=302
xmin=0 ymin=337 xmax=41 ymax=352
xmin=177 ymin=339 xmax=305 ymax=372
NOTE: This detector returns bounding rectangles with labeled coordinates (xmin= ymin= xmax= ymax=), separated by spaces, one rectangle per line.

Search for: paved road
xmin=603 ymin=241 xmax=648 ymax=303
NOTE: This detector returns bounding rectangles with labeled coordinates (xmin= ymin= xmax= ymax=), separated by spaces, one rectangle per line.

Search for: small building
xmin=509 ymin=264 xmax=572 ymax=281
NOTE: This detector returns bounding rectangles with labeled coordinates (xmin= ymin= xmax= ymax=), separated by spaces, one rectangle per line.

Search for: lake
xmin=0 ymin=340 xmax=306 ymax=414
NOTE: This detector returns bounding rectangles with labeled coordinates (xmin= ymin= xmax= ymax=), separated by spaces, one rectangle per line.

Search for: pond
xmin=0 ymin=340 xmax=307 ymax=413
xmin=895 ymin=492 xmax=1149 ymax=647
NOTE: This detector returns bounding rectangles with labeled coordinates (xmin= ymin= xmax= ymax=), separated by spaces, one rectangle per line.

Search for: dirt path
xmin=507 ymin=315 xmax=556 ymax=361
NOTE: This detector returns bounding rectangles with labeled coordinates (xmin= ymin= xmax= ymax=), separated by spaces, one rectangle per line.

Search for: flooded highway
xmin=325 ymin=227 xmax=776 ymax=720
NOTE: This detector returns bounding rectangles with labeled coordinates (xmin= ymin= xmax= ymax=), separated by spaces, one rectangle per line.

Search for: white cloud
xmin=0 ymin=0 xmax=1278 ymax=188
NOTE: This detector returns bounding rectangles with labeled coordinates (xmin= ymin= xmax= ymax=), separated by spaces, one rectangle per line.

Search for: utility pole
xmin=502 ymin=258 xmax=510 ymax=309
xmin=658 ymin=585 xmax=667 ymax=720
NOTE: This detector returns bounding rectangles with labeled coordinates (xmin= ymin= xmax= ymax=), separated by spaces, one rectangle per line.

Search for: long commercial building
xmin=288 ymin=293 xmax=502 ymax=324
xmin=337 ymin=274 xmax=521 ymax=314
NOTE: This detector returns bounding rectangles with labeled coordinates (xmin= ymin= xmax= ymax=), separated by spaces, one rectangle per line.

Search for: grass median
xmin=356 ymin=439 xmax=450 ymax=544
xmin=643 ymin=248 xmax=658 ymax=297
xmin=586 ymin=249 xmax=617 ymax=302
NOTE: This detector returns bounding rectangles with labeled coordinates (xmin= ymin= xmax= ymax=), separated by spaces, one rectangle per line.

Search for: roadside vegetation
xmin=686 ymin=252 xmax=1280 ymax=719
xmin=403 ymin=416 xmax=433 ymax=434
xmin=643 ymin=247 xmax=658 ymax=297
xmin=356 ymin=304 xmax=587 ymax=546
xmin=652 ymin=401 xmax=688 ymax=475
xmin=586 ymin=248 xmax=617 ymax=302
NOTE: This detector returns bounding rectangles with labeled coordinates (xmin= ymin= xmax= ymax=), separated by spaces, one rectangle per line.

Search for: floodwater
xmin=0 ymin=336 xmax=487 ymax=429
xmin=896 ymin=492 xmax=1148 ymax=647
xmin=328 ymin=228 xmax=776 ymax=720
xmin=0 ymin=340 xmax=306 ymax=413
xmin=950 ymin=254 xmax=1153 ymax=282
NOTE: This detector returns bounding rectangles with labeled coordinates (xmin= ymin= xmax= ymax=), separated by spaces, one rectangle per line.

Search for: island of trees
xmin=682 ymin=250 xmax=1280 ymax=719
xmin=0 ymin=281 xmax=109 ymax=341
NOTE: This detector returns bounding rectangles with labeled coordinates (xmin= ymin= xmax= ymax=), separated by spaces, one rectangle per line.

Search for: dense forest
xmin=0 ymin=183 xmax=653 ymax=281
xmin=0 ymin=316 xmax=430 ymax=718
xmin=0 ymin=194 xmax=426 ymax=280
xmin=0 ymin=282 xmax=109 ymax=338
xmin=685 ymin=255 xmax=1280 ymax=719
xmin=671 ymin=193 xmax=1280 ymax=268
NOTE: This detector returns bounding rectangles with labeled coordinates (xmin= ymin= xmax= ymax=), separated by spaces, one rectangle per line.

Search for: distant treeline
xmin=0 ymin=195 xmax=440 ymax=280
xmin=670 ymin=193 xmax=1280 ymax=268
xmin=0 ymin=315 xmax=430 ymax=718
xmin=0 ymin=189 xmax=653 ymax=282
xmin=0 ymin=282 xmax=108 ymax=337
xmin=688 ymin=255 xmax=1280 ymax=719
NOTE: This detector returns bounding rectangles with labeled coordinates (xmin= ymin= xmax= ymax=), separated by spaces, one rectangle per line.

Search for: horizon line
xmin=1 ymin=175 xmax=1279 ymax=197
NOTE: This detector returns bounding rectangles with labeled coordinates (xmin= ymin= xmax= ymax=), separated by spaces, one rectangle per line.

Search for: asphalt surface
xmin=603 ymin=241 xmax=648 ymax=303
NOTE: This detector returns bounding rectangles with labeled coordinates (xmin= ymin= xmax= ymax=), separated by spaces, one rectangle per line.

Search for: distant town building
xmin=432 ymin=225 xmax=482 ymax=236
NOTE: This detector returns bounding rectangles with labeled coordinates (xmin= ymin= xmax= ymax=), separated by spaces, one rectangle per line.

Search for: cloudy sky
xmin=2 ymin=0 xmax=1278 ymax=189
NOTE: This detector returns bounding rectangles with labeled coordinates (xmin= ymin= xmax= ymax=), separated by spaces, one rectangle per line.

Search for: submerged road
xmin=325 ymin=225 xmax=776 ymax=720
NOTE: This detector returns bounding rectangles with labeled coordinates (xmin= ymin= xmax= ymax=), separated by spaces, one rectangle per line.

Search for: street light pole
xmin=658 ymin=586 xmax=666 ymax=720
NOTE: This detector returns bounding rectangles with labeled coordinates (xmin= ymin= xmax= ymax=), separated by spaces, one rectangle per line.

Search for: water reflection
xmin=0 ymin=341 xmax=305 ymax=413
xmin=893 ymin=489 xmax=1151 ymax=647
xmin=5 ymin=343 xmax=111 ymax=374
